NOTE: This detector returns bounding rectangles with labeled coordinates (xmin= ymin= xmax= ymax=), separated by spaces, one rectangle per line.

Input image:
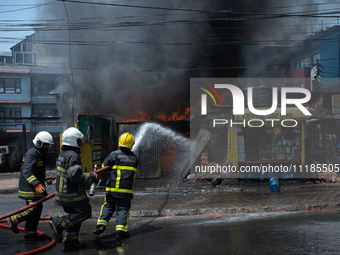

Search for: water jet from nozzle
xmin=132 ymin=122 xmax=189 ymax=180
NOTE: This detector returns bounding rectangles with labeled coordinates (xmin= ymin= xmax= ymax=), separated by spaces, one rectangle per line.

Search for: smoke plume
xmin=36 ymin=0 xmax=336 ymax=124
xmin=39 ymin=0 xmax=238 ymax=124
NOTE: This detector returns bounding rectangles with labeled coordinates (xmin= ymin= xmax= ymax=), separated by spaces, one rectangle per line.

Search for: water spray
xmin=132 ymin=122 xmax=190 ymax=180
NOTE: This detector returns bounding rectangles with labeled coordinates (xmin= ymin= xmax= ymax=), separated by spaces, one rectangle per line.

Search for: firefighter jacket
xmin=103 ymin=147 xmax=139 ymax=200
xmin=18 ymin=147 xmax=47 ymax=200
xmin=55 ymin=145 xmax=95 ymax=206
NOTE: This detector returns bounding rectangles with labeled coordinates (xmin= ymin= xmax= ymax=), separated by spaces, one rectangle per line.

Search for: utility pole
xmin=22 ymin=124 xmax=26 ymax=154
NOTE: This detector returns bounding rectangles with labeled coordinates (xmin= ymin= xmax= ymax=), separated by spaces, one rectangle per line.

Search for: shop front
xmin=227 ymin=107 xmax=310 ymax=179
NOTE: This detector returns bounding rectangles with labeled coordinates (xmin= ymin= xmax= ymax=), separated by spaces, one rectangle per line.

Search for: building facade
xmin=0 ymin=32 xmax=70 ymax=170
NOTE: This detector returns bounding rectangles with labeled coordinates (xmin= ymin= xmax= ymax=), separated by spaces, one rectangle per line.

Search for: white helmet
xmin=62 ymin=127 xmax=84 ymax=147
xmin=33 ymin=131 xmax=54 ymax=148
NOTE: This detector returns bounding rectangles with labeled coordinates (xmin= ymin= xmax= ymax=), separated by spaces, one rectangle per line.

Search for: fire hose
xmin=0 ymin=165 xmax=111 ymax=255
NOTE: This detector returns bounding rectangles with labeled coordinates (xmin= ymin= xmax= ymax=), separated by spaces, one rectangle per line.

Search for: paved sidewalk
xmin=1 ymin=171 xmax=340 ymax=218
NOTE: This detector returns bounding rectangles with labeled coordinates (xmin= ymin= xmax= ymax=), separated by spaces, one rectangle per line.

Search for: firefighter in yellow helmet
xmin=93 ymin=132 xmax=139 ymax=240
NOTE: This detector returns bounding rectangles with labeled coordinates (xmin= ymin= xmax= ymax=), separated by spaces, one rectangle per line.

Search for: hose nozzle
xmin=89 ymin=182 xmax=96 ymax=196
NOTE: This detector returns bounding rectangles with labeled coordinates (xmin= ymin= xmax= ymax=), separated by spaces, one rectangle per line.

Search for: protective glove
xmin=90 ymin=172 xmax=97 ymax=183
xmin=34 ymin=183 xmax=46 ymax=193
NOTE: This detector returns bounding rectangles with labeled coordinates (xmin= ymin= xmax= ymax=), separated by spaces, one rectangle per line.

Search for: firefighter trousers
xmin=97 ymin=193 xmax=131 ymax=232
xmin=51 ymin=202 xmax=91 ymax=247
xmin=11 ymin=199 xmax=43 ymax=237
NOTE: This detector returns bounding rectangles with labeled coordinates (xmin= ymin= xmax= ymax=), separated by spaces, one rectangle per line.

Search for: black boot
xmin=8 ymin=218 xmax=19 ymax=234
xmin=49 ymin=220 xmax=63 ymax=242
xmin=93 ymin=225 xmax=106 ymax=235
xmin=116 ymin=230 xmax=130 ymax=240
xmin=25 ymin=233 xmax=46 ymax=241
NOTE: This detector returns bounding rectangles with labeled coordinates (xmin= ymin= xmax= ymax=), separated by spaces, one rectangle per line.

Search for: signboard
xmin=310 ymin=94 xmax=323 ymax=112
xmin=332 ymin=95 xmax=340 ymax=114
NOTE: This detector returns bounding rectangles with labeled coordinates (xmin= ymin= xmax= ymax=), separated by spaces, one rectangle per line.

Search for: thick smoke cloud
xmin=39 ymin=0 xmax=234 ymax=124
xmin=37 ymin=0 xmax=336 ymax=124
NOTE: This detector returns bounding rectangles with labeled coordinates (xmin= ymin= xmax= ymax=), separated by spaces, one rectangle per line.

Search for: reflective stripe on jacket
xmin=18 ymin=147 xmax=47 ymax=200
xmin=103 ymin=147 xmax=139 ymax=200
xmin=55 ymin=146 xmax=94 ymax=206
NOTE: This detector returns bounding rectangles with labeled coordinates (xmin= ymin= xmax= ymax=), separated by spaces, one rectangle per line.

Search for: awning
xmin=0 ymin=101 xmax=30 ymax=104
xmin=0 ymin=129 xmax=31 ymax=133
xmin=0 ymin=70 xmax=30 ymax=74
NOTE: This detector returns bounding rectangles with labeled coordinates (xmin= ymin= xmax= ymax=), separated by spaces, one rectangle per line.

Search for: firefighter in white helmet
xmin=49 ymin=127 xmax=97 ymax=252
xmin=93 ymin=132 xmax=139 ymax=240
xmin=8 ymin=131 xmax=53 ymax=241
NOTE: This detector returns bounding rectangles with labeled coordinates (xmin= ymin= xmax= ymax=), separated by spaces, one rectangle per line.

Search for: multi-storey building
xmin=248 ymin=25 xmax=340 ymax=164
xmin=0 ymin=31 xmax=70 ymax=171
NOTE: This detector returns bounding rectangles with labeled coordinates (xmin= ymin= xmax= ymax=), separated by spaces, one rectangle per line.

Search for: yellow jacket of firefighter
xmin=102 ymin=147 xmax=139 ymax=200
xmin=55 ymin=146 xmax=95 ymax=206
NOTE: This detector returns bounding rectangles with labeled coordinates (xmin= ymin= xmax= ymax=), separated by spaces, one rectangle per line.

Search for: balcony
xmin=31 ymin=93 xmax=58 ymax=104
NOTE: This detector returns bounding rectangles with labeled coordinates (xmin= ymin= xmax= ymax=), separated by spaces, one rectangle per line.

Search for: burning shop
xmin=229 ymin=107 xmax=310 ymax=179
xmin=76 ymin=114 xmax=190 ymax=181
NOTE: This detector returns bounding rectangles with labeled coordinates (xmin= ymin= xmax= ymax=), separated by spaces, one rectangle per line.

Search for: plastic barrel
xmin=270 ymin=177 xmax=280 ymax=191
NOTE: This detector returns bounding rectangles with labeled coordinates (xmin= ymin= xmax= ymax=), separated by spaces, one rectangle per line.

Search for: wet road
xmin=1 ymin=210 xmax=340 ymax=255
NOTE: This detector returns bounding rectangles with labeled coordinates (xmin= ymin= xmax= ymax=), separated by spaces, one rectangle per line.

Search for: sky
xmin=0 ymin=0 xmax=338 ymax=53
xmin=0 ymin=0 xmax=42 ymax=52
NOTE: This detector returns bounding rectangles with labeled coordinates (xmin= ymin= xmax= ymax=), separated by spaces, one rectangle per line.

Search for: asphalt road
xmin=1 ymin=210 xmax=340 ymax=255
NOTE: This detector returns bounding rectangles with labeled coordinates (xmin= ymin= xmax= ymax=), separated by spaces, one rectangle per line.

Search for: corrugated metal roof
xmin=0 ymin=52 xmax=12 ymax=57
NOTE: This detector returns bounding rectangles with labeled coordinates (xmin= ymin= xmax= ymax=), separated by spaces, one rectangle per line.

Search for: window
xmin=32 ymin=105 xmax=58 ymax=117
xmin=293 ymin=61 xmax=298 ymax=70
xmin=0 ymin=79 xmax=4 ymax=93
xmin=14 ymin=53 xmax=34 ymax=64
xmin=0 ymin=108 xmax=4 ymax=122
xmin=5 ymin=79 xmax=15 ymax=93
xmin=22 ymin=42 xmax=27 ymax=52
xmin=15 ymin=53 xmax=23 ymax=63
xmin=0 ymin=108 xmax=21 ymax=122
xmin=15 ymin=79 xmax=21 ymax=93
xmin=23 ymin=54 xmax=32 ymax=64
xmin=312 ymin=53 xmax=320 ymax=67
xmin=0 ymin=78 xmax=21 ymax=94
xmin=299 ymin=57 xmax=310 ymax=68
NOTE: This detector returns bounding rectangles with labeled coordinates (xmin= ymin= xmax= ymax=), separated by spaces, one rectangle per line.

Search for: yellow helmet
xmin=118 ymin=132 xmax=135 ymax=149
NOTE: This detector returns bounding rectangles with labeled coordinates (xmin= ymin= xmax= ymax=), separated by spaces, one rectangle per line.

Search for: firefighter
xmin=49 ymin=127 xmax=97 ymax=252
xmin=93 ymin=132 xmax=139 ymax=240
xmin=8 ymin=131 xmax=54 ymax=241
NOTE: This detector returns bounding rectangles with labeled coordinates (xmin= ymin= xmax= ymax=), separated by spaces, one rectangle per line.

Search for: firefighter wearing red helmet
xmin=49 ymin=127 xmax=97 ymax=252
xmin=93 ymin=132 xmax=139 ymax=240
xmin=8 ymin=131 xmax=53 ymax=241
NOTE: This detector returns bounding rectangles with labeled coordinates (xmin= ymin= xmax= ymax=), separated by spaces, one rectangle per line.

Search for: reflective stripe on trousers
xmin=97 ymin=193 xmax=131 ymax=232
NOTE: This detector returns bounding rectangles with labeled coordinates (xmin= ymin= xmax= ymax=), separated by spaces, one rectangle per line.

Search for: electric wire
xmin=0 ymin=1 xmax=58 ymax=14
xmin=1 ymin=54 xmax=340 ymax=74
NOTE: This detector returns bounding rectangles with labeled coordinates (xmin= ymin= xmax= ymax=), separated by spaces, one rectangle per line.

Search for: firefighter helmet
xmin=118 ymin=132 xmax=135 ymax=149
xmin=33 ymin=131 xmax=54 ymax=148
xmin=62 ymin=127 xmax=84 ymax=147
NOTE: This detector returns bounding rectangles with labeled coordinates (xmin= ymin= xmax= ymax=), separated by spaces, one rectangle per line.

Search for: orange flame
xmin=123 ymin=97 xmax=190 ymax=122
xmin=156 ymin=107 xmax=190 ymax=121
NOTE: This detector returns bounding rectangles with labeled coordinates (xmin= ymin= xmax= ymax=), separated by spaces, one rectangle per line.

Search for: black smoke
xmin=37 ymin=0 xmax=330 ymax=124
